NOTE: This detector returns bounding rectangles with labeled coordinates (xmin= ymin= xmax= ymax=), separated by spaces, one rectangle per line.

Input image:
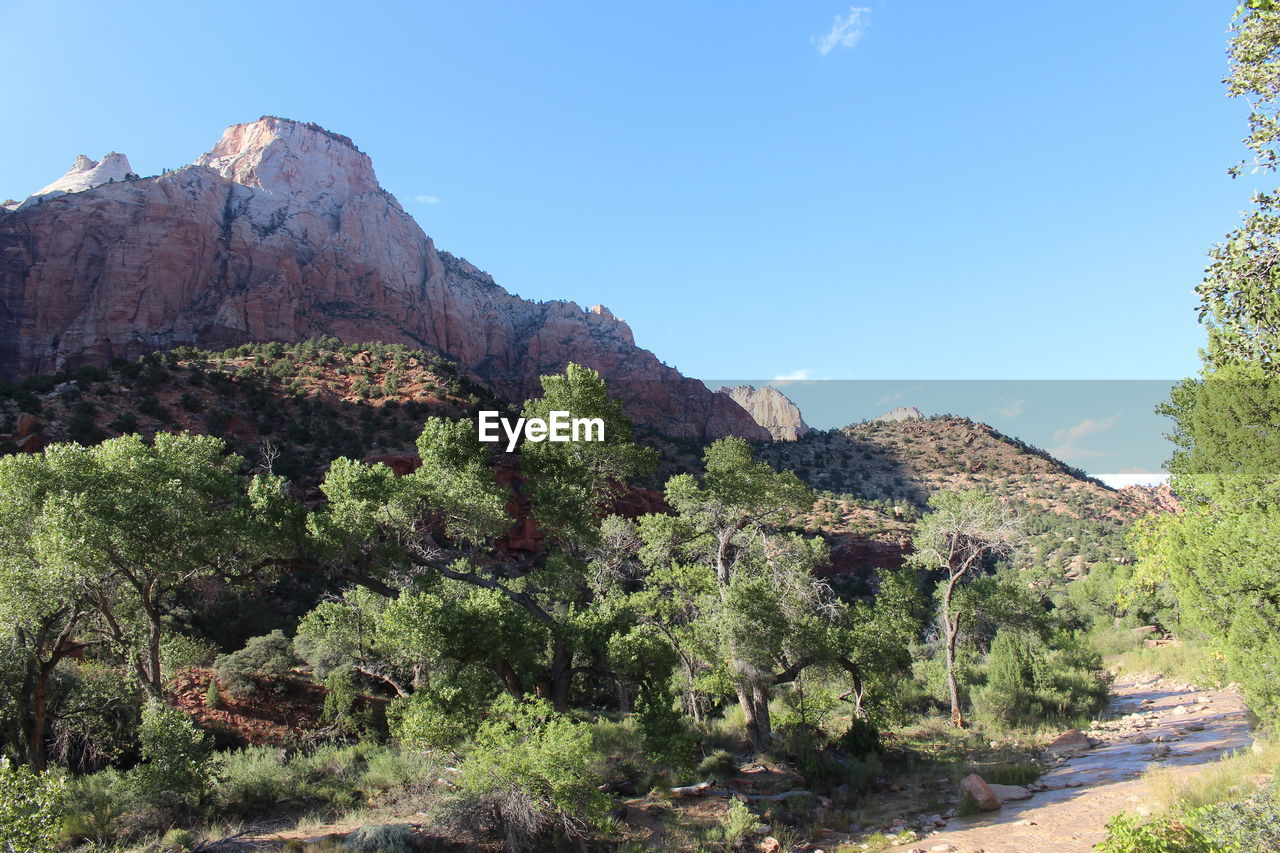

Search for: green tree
xmin=633 ymin=437 xmax=848 ymax=751
xmin=1132 ymin=1 xmax=1280 ymax=718
xmin=909 ymin=490 xmax=1017 ymax=727
xmin=0 ymin=757 xmax=65 ymax=853
xmin=39 ymin=433 xmax=297 ymax=697
xmin=0 ymin=450 xmax=98 ymax=770
xmin=309 ymin=365 xmax=654 ymax=710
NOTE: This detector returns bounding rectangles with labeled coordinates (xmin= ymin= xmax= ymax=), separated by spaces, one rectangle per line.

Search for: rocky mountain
xmin=0 ymin=117 xmax=767 ymax=441
xmin=760 ymin=415 xmax=1178 ymax=578
xmin=719 ymin=384 xmax=811 ymax=440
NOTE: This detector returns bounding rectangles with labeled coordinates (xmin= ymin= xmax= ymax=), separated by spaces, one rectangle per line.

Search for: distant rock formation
xmin=0 ymin=117 xmax=768 ymax=441
xmin=5 ymin=153 xmax=136 ymax=211
xmin=1120 ymin=482 xmax=1181 ymax=515
xmin=875 ymin=405 xmax=925 ymax=422
xmin=719 ymin=385 xmax=811 ymax=441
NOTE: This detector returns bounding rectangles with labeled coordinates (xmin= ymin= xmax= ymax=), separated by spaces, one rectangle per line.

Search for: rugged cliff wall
xmin=0 ymin=117 xmax=768 ymax=440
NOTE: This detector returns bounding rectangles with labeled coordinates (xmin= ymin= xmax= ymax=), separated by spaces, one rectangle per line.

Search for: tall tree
xmin=33 ymin=434 xmax=295 ymax=697
xmin=1132 ymin=1 xmax=1280 ymax=717
xmin=909 ymin=490 xmax=1017 ymax=727
xmin=634 ymin=437 xmax=844 ymax=751
xmin=0 ymin=449 xmax=98 ymax=770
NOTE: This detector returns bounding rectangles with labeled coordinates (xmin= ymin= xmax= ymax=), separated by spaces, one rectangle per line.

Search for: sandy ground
xmin=903 ymin=675 xmax=1254 ymax=853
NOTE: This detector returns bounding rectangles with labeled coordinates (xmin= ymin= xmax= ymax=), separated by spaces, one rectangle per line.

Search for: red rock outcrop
xmin=0 ymin=117 xmax=768 ymax=442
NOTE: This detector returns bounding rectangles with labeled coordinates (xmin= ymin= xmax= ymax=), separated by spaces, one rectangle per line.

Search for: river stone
xmin=1046 ymin=729 xmax=1092 ymax=753
xmin=988 ymin=783 xmax=1033 ymax=802
xmin=960 ymin=774 xmax=1001 ymax=811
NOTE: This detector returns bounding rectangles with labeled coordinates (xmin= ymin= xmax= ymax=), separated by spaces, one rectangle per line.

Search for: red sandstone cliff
xmin=0 ymin=117 xmax=768 ymax=441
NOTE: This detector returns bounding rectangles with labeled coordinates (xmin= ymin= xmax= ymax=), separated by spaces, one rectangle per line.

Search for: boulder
xmin=959 ymin=774 xmax=1000 ymax=811
xmin=1046 ymin=729 xmax=1092 ymax=754
xmin=987 ymin=783 xmax=1033 ymax=802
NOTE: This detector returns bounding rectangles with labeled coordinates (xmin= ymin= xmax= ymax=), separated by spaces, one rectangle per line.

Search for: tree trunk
xmin=143 ymin=613 xmax=163 ymax=698
xmin=542 ymin=639 xmax=573 ymax=712
xmin=495 ymin=659 xmax=525 ymax=700
xmin=28 ymin=663 xmax=52 ymax=772
xmin=737 ymin=682 xmax=773 ymax=752
xmin=941 ymin=576 xmax=965 ymax=728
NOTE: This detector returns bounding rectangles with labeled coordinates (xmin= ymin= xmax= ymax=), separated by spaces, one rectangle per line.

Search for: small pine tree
xmin=204 ymin=678 xmax=222 ymax=710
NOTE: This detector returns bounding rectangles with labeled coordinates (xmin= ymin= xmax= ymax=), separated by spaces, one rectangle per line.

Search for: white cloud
xmin=813 ymin=6 xmax=871 ymax=56
xmin=414 ymin=195 xmax=442 ymax=204
xmin=1097 ymin=472 xmax=1171 ymax=489
xmin=773 ymin=369 xmax=813 ymax=381
xmin=1048 ymin=414 xmax=1120 ymax=461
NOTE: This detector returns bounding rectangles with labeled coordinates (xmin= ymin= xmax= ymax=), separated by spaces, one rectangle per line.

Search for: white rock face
xmin=719 ymin=384 xmax=811 ymax=441
xmin=875 ymin=405 xmax=925 ymax=422
xmin=31 ymin=152 xmax=134 ymax=197
xmin=196 ymin=117 xmax=380 ymax=204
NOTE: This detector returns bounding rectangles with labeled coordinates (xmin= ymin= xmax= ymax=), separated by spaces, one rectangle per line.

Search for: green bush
xmin=633 ymin=684 xmax=694 ymax=769
xmin=837 ymin=717 xmax=884 ymax=759
xmin=1194 ymin=784 xmax=1280 ymax=850
xmin=61 ymin=768 xmax=126 ymax=847
xmin=0 ymin=757 xmax=66 ymax=853
xmin=205 ymin=678 xmax=223 ymax=709
xmin=973 ymin=629 xmax=1110 ymax=730
xmin=452 ymin=696 xmax=610 ymax=851
xmin=1097 ymin=812 xmax=1217 ymax=853
xmin=127 ymin=700 xmax=214 ymax=814
xmin=213 ymin=746 xmax=302 ymax=817
xmin=389 ymin=682 xmax=485 ymax=751
xmin=696 ymin=749 xmax=738 ymax=782
xmin=342 ymin=823 xmax=417 ymax=852
xmin=161 ymin=827 xmax=197 ymax=850
xmin=212 ymin=630 xmax=298 ymax=698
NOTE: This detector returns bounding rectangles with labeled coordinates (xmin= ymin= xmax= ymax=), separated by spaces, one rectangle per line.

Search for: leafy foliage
xmin=0 ymin=757 xmax=65 ymax=853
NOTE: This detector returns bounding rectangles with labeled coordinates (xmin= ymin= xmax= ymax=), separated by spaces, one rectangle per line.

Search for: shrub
xmin=127 ymin=700 xmax=214 ymax=813
xmin=1194 ymin=784 xmax=1280 ymax=850
xmin=974 ymin=629 xmax=1110 ymax=730
xmin=697 ymin=749 xmax=738 ymax=782
xmin=837 ymin=717 xmax=883 ymax=759
xmin=1097 ymin=812 xmax=1217 ymax=853
xmin=453 ymin=696 xmax=609 ymax=851
xmin=342 ymin=823 xmax=416 ymax=852
xmin=212 ymin=630 xmax=298 ymax=698
xmin=161 ymin=827 xmax=197 ymax=850
xmin=108 ymin=411 xmax=138 ymax=433
xmin=0 ymin=757 xmax=66 ymax=853
xmin=634 ymin=684 xmax=694 ymax=769
xmin=714 ymin=798 xmax=757 ymax=850
xmin=60 ymin=768 xmax=126 ymax=846
xmin=321 ymin=668 xmax=373 ymax=737
xmin=205 ymin=679 xmax=223 ymax=709
xmin=162 ymin=632 xmax=218 ymax=681
xmin=212 ymin=746 xmax=300 ymax=818
xmin=389 ymin=686 xmax=479 ymax=751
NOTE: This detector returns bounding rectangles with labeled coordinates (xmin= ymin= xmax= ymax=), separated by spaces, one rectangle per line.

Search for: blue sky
xmin=0 ymin=2 xmax=1250 ymax=394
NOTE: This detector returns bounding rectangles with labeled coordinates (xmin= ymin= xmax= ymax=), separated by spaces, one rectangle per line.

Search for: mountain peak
xmin=29 ymin=151 xmax=134 ymax=199
xmin=195 ymin=116 xmax=380 ymax=197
